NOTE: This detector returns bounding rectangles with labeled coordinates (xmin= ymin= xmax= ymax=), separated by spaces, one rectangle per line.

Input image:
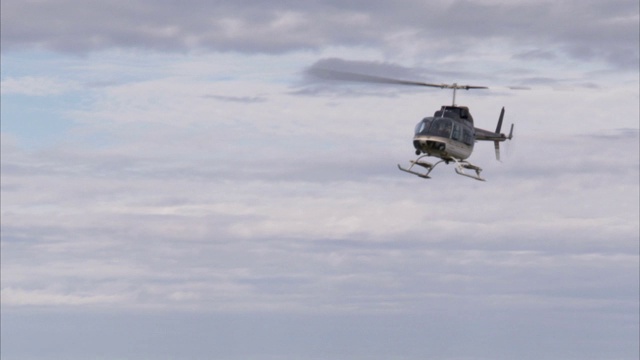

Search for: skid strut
xmin=397 ymin=155 xmax=445 ymax=179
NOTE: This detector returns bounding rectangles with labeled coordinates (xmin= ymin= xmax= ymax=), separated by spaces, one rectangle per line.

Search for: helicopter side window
xmin=429 ymin=118 xmax=452 ymax=138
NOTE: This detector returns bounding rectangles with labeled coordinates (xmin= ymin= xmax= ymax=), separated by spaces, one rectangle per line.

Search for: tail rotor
xmin=493 ymin=107 xmax=514 ymax=161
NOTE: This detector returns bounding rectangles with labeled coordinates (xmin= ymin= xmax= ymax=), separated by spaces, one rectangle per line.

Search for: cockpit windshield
xmin=429 ymin=118 xmax=453 ymax=138
xmin=415 ymin=118 xmax=452 ymax=138
xmin=415 ymin=118 xmax=432 ymax=134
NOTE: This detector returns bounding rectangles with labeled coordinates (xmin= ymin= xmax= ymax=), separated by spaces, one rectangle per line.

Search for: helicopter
xmin=308 ymin=68 xmax=515 ymax=181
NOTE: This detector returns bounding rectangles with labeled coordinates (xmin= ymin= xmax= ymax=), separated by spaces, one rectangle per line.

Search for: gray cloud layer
xmin=2 ymin=125 xmax=639 ymax=359
xmin=2 ymin=0 xmax=638 ymax=69
xmin=1 ymin=2 xmax=638 ymax=358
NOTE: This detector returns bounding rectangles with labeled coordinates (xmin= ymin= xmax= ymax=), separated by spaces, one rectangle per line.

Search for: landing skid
xmin=397 ymin=155 xmax=442 ymax=179
xmin=452 ymin=159 xmax=486 ymax=181
xmin=398 ymin=155 xmax=486 ymax=181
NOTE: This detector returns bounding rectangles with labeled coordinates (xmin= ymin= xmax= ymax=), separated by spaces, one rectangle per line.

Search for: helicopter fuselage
xmin=412 ymin=106 xmax=476 ymax=160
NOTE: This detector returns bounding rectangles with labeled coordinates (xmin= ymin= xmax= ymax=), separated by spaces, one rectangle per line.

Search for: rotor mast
xmin=452 ymin=84 xmax=459 ymax=106
xmin=443 ymin=83 xmax=488 ymax=106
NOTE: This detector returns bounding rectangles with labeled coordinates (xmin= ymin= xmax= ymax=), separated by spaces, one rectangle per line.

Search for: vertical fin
xmin=494 ymin=107 xmax=505 ymax=161
xmin=495 ymin=107 xmax=505 ymax=134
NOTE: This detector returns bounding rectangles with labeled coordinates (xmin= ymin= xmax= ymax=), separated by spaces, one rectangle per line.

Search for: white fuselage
xmin=413 ymin=135 xmax=473 ymax=160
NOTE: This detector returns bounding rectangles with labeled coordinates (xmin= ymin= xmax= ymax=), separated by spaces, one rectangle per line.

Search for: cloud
xmin=2 ymin=119 xmax=637 ymax=314
xmin=1 ymin=76 xmax=80 ymax=96
xmin=2 ymin=0 xmax=638 ymax=70
xmin=203 ymin=94 xmax=268 ymax=103
xmin=1 ymin=25 xmax=638 ymax=358
xmin=1 ymin=288 xmax=129 ymax=306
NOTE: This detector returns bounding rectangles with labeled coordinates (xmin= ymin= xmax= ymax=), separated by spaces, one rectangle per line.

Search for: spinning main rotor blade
xmin=308 ymin=67 xmax=489 ymax=90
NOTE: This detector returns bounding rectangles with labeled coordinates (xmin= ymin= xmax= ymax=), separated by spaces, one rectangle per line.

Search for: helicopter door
xmin=451 ymin=123 xmax=462 ymax=141
xmin=463 ymin=128 xmax=474 ymax=145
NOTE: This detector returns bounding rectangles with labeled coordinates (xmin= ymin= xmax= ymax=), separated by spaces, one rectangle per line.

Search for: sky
xmin=1 ymin=0 xmax=639 ymax=359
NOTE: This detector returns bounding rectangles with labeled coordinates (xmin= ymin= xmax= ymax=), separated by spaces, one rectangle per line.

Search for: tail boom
xmin=474 ymin=107 xmax=514 ymax=161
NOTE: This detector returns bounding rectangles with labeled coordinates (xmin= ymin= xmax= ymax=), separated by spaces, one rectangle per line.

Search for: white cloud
xmin=1 ymin=76 xmax=80 ymax=96
xmin=2 ymin=0 xmax=638 ymax=70
xmin=2 ymin=287 xmax=129 ymax=306
xmin=2 ymin=123 xmax=637 ymax=313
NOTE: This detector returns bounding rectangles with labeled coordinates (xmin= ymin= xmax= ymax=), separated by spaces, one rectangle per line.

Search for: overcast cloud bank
xmin=1 ymin=0 xmax=638 ymax=359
